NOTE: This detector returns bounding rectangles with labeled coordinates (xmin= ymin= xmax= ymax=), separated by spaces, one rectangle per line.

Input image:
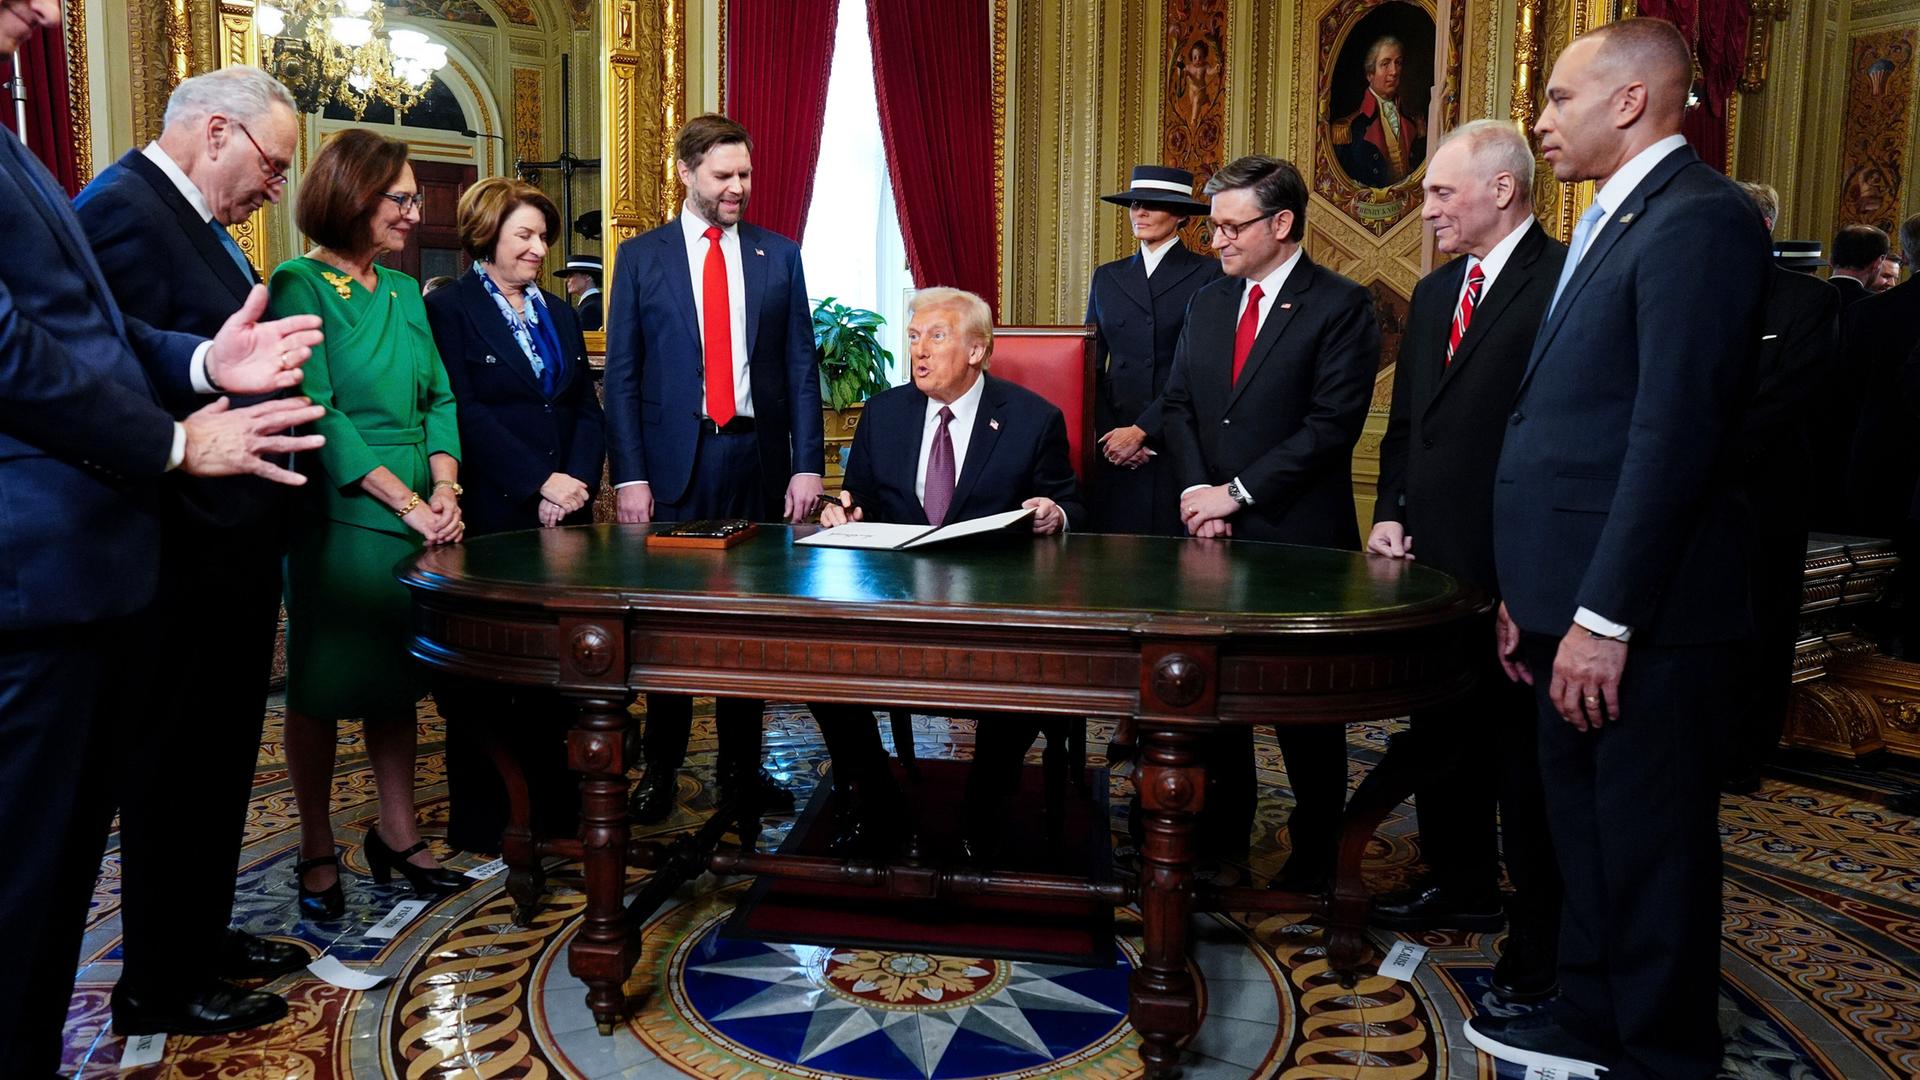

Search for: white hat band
xmin=1131 ymin=178 xmax=1192 ymax=194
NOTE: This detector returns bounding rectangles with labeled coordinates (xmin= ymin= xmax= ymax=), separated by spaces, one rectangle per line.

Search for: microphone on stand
xmin=8 ymin=50 xmax=29 ymax=151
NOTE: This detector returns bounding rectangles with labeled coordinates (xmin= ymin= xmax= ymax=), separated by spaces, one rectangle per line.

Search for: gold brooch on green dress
xmin=319 ymin=270 xmax=355 ymax=300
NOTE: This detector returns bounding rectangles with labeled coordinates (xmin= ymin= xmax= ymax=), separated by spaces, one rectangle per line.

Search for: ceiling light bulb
xmin=387 ymin=29 xmax=429 ymax=60
xmin=347 ymin=71 xmax=372 ymax=93
xmin=255 ymin=4 xmax=286 ymax=37
xmin=422 ymin=44 xmax=449 ymax=70
xmin=330 ymin=16 xmax=372 ymax=48
xmin=340 ymin=0 xmax=374 ymax=15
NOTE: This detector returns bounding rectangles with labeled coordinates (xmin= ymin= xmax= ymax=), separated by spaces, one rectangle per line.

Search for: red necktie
xmin=1231 ymin=283 xmax=1264 ymax=385
xmin=1447 ymin=262 xmax=1484 ymax=366
xmin=702 ymin=225 xmax=736 ymax=427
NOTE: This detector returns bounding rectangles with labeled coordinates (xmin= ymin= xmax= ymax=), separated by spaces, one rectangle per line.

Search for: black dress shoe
xmin=1371 ymin=881 xmax=1506 ymax=931
xmin=294 ymin=854 xmax=345 ymax=920
xmin=364 ymin=824 xmax=470 ymax=896
xmin=717 ymin=765 xmax=797 ymax=814
xmin=630 ymin=774 xmax=677 ymax=824
xmin=1463 ymin=1011 xmax=1609 ymax=1076
xmin=1491 ymin=929 xmax=1559 ymax=1002
xmin=217 ymin=930 xmax=311 ymax=980
xmin=111 ymin=979 xmax=289 ymax=1037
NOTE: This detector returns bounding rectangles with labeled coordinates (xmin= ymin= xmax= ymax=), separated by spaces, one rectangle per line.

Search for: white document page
xmin=901 ymin=507 xmax=1035 ymax=547
xmin=795 ymin=507 xmax=1036 ymax=550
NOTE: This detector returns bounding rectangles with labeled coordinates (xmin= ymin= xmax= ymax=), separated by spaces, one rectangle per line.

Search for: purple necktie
xmin=924 ymin=405 xmax=956 ymax=525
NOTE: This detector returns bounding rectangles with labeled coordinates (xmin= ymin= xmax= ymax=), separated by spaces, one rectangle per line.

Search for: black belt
xmin=699 ymin=416 xmax=757 ymax=434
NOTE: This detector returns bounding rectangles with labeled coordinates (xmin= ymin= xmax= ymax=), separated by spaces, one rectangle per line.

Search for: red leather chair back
xmin=988 ymin=325 xmax=1097 ymax=480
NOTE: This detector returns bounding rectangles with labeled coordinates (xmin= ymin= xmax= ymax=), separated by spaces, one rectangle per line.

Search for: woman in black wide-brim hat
xmin=1084 ymin=165 xmax=1222 ymax=536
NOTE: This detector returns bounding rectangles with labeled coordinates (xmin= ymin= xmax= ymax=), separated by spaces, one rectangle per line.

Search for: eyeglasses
xmin=233 ymin=122 xmax=288 ymax=187
xmin=377 ymin=191 xmax=428 ymax=212
xmin=1206 ymin=210 xmax=1278 ymax=242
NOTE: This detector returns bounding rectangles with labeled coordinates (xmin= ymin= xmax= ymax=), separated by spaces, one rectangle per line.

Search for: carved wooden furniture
xmin=400 ymin=526 xmax=1484 ymax=1077
xmin=1785 ymin=533 xmax=1917 ymax=759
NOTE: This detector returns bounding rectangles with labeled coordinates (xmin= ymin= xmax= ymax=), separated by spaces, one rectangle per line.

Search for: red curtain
xmin=726 ymin=0 xmax=839 ymax=242
xmin=1636 ymin=0 xmax=1751 ymax=173
xmin=867 ymin=0 xmax=998 ymax=316
xmin=1 ymin=20 xmax=82 ymax=195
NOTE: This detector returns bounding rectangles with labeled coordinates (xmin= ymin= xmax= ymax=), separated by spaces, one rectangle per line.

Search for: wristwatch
xmin=1227 ymin=478 xmax=1253 ymax=507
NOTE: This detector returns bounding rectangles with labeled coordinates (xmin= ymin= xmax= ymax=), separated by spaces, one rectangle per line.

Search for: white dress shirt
xmin=1139 ymin=235 xmax=1179 ymax=278
xmin=679 ymin=204 xmax=753 ymax=419
xmin=1564 ymin=133 xmax=1689 ymax=644
xmin=141 ymin=142 xmax=227 ymax=470
xmin=915 ymin=373 xmax=986 ymax=506
xmin=1452 ymin=217 xmax=1533 ymax=312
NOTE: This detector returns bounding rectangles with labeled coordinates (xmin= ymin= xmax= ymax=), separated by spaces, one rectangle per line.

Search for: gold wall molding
xmin=66 ymin=1 xmax=94 ymax=184
xmin=602 ymin=0 xmax=682 ymax=284
xmin=212 ymin=3 xmax=269 ymax=272
xmin=513 ymin=66 xmax=545 ymax=163
xmin=1161 ymin=0 xmax=1228 ymax=252
xmin=994 ymin=0 xmax=1009 ymax=308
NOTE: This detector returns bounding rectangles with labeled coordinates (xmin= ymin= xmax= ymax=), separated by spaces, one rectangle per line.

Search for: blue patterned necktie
xmin=210 ymin=219 xmax=255 ymax=282
xmin=1547 ymin=202 xmax=1608 ymax=320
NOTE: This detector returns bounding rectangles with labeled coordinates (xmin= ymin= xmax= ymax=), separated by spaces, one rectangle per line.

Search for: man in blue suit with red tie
xmin=0 ymin=5 xmax=328 ymax=1068
xmin=603 ymin=114 xmax=825 ymax=821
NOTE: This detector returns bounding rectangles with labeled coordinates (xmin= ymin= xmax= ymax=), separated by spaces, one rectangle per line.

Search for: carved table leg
xmin=567 ymin=692 xmax=635 ymax=1035
xmin=477 ymin=716 xmax=545 ymax=925
xmin=1132 ymin=725 xmax=1204 ymax=1079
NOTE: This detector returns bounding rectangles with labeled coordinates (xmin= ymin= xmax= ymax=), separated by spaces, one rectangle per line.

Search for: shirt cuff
xmin=1573 ymin=607 xmax=1633 ymax=642
xmin=1233 ymin=476 xmax=1253 ymax=505
xmin=190 ymin=341 xmax=218 ymax=394
xmin=614 ymin=480 xmax=649 ymax=489
xmin=794 ymin=472 xmax=822 ymax=479
xmin=166 ymin=422 xmax=187 ymax=472
xmin=1180 ymin=484 xmax=1210 ymax=497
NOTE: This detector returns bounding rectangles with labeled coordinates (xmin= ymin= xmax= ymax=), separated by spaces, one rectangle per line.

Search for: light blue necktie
xmin=1547 ymin=202 xmax=1608 ymax=320
xmin=210 ymin=219 xmax=255 ymax=282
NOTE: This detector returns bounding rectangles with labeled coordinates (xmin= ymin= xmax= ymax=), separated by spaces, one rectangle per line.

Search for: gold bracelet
xmin=433 ymin=480 xmax=464 ymax=496
xmin=396 ymin=491 xmax=423 ymax=517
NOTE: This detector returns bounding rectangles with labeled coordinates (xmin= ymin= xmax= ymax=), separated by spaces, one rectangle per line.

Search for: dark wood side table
xmin=400 ymin=525 xmax=1486 ymax=1078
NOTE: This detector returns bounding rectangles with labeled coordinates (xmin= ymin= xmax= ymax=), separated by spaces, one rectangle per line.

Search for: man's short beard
xmin=692 ymin=189 xmax=746 ymax=226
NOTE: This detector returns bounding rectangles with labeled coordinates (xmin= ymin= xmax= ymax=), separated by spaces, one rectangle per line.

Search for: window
xmin=800 ymin=0 xmax=912 ymax=385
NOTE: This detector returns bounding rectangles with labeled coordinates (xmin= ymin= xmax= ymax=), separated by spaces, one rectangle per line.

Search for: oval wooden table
xmin=400 ymin=524 xmax=1486 ymax=1078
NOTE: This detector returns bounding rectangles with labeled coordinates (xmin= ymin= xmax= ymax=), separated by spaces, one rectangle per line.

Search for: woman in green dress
xmin=270 ymin=130 xmax=469 ymax=918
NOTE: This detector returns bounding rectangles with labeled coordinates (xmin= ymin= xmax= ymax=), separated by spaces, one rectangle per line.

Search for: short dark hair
xmin=458 ymin=176 xmax=560 ymax=262
xmin=297 ymin=129 xmax=410 ymax=254
xmin=1203 ymin=155 xmax=1307 ymax=242
xmin=1831 ymin=224 xmax=1890 ymax=271
xmin=675 ymin=113 xmax=753 ymax=169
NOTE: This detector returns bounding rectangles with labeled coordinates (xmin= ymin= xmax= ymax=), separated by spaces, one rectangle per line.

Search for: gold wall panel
xmin=65 ymin=2 xmax=94 ymax=184
xmin=513 ymin=66 xmax=546 ymax=163
xmin=601 ymin=0 xmax=682 ymax=281
xmin=1832 ymin=27 xmax=1917 ymax=237
xmin=1162 ymin=0 xmax=1229 ymax=251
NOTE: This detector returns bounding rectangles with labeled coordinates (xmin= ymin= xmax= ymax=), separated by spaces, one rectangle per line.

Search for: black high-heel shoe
xmin=363 ymin=823 xmax=470 ymax=896
xmin=294 ymin=854 xmax=345 ymax=920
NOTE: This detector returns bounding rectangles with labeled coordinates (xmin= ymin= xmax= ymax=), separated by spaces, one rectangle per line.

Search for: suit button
xmin=1510 ymin=411 xmax=1524 ymax=425
xmin=1422 ymin=437 xmax=1434 ymax=449
xmin=544 ymin=404 xmax=555 ymax=413
xmin=1222 ymin=418 xmax=1232 ymax=426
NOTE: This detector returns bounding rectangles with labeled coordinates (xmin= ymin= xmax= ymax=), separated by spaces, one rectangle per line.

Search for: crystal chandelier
xmin=255 ymin=1 xmax=450 ymax=118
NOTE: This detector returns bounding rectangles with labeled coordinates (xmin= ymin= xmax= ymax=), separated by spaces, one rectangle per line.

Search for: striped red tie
xmin=1447 ymin=262 xmax=1484 ymax=366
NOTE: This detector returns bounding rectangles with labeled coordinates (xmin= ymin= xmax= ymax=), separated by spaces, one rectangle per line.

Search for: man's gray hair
xmin=1364 ymin=36 xmax=1404 ymax=74
xmin=1900 ymin=212 xmax=1920 ymax=266
xmin=162 ymin=65 xmax=297 ymax=130
xmin=1437 ymin=119 xmax=1535 ymax=200
xmin=909 ymin=287 xmax=995 ymax=367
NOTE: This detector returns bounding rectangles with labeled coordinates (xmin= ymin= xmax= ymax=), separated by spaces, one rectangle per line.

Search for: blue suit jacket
xmin=424 ymin=271 xmax=605 ymax=536
xmin=601 ymin=217 xmax=823 ymax=514
xmin=1493 ymin=145 xmax=1769 ymax=645
xmin=0 ymin=129 xmax=203 ymax=630
xmin=841 ymin=375 xmax=1086 ymax=530
xmin=74 ymin=148 xmax=288 ymax=533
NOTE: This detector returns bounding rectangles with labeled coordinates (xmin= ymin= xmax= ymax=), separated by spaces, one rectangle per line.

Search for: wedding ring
xmin=1584 ymin=695 xmax=1599 ymax=705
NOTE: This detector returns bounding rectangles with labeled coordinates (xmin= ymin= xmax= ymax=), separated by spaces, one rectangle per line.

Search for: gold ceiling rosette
xmin=255 ymin=0 xmax=450 ymax=117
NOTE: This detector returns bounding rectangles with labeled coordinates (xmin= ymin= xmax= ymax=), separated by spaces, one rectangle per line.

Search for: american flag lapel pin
xmin=754 ymin=248 xmax=766 ymax=256
xmin=1618 ymin=213 xmax=1635 ymax=225
xmin=989 ymin=418 xmax=1000 ymax=431
xmin=1280 ymin=302 xmax=1293 ymax=309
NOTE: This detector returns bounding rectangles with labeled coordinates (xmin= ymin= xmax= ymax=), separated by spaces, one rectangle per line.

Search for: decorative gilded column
xmin=212 ymin=3 xmax=271 ymax=272
xmin=602 ymin=0 xmax=683 ymax=284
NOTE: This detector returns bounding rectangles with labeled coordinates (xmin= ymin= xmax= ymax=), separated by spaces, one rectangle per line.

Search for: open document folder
xmin=794 ymin=507 xmax=1037 ymax=550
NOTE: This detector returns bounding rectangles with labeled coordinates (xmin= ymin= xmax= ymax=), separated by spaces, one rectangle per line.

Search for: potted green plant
xmin=813 ymin=296 xmax=894 ymax=412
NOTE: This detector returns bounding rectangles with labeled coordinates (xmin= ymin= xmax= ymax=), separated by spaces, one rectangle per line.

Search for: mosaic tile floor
xmin=60 ymin=701 xmax=1920 ymax=1078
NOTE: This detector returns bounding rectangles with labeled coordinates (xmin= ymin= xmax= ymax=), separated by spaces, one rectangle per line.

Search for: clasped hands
xmin=817 ymin=490 xmax=1067 ymax=534
xmin=183 ymin=285 xmax=329 ymax=484
xmin=403 ymin=485 xmax=465 ymax=546
xmin=1098 ymin=425 xmax=1152 ymax=469
xmin=539 ymin=472 xmax=591 ymax=527
xmin=1180 ymin=483 xmax=1239 ymax=538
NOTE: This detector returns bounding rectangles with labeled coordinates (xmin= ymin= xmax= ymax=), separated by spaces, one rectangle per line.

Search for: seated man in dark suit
xmin=811 ymin=286 xmax=1085 ymax=857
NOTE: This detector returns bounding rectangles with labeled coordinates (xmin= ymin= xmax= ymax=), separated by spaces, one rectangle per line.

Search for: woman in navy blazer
xmin=425 ymin=178 xmax=605 ymax=851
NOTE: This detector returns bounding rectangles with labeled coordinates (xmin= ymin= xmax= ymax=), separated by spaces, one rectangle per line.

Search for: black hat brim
xmin=1100 ymin=188 xmax=1211 ymax=216
xmin=553 ymin=267 xmax=603 ymax=280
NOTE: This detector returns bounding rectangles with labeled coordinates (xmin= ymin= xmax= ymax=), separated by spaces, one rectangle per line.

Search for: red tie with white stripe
xmin=1447 ymin=262 xmax=1485 ymax=366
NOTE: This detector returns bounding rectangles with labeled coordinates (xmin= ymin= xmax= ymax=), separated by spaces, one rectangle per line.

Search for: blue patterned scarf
xmin=474 ymin=261 xmax=564 ymax=395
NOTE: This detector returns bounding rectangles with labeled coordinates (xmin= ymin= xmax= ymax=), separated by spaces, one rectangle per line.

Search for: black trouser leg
xmin=1727 ymin=518 xmax=1806 ymax=784
xmin=1273 ymin=724 xmax=1347 ymax=876
xmin=642 ymin=692 xmax=695 ymax=777
xmin=1526 ymin=634 xmax=1731 ymax=1079
xmin=1493 ymin=672 xmax=1560 ymax=941
xmin=0 ymin=620 xmax=127 ymax=1073
xmin=119 ymin=530 xmax=280 ymax=984
xmin=811 ymin=703 xmax=890 ymax=789
xmin=715 ymin=697 xmax=767 ymax=777
xmin=1200 ymin=726 xmax=1256 ymax=860
xmin=965 ymin=714 xmax=1044 ymax=847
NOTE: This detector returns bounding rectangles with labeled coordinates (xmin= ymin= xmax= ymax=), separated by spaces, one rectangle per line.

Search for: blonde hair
xmin=908 ymin=287 xmax=995 ymax=367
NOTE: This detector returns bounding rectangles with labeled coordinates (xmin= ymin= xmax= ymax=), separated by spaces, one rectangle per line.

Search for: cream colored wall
xmin=1735 ymin=0 xmax=1920 ymax=241
xmin=84 ymin=0 xmax=136 ymax=176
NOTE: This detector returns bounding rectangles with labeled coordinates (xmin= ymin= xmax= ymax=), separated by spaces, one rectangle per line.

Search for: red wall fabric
xmin=1 ymin=22 xmax=82 ymax=195
xmin=866 ymin=0 xmax=998 ymax=316
xmin=726 ymin=0 xmax=839 ymax=243
xmin=1636 ymin=0 xmax=1751 ymax=174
